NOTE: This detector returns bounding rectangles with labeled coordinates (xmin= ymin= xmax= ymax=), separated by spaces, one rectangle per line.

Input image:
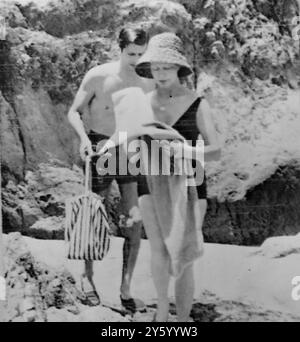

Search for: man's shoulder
xmin=83 ymin=62 xmax=119 ymax=82
xmin=89 ymin=62 xmax=119 ymax=76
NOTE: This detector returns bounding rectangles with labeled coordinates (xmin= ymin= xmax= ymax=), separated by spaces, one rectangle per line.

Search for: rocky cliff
xmin=1 ymin=0 xmax=300 ymax=245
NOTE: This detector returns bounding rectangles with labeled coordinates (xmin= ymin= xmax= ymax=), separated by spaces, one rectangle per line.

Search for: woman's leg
xmin=175 ymin=199 xmax=206 ymax=321
xmin=199 ymin=199 xmax=207 ymax=227
xmin=197 ymin=199 xmax=207 ymax=247
xmin=175 ymin=263 xmax=194 ymax=322
xmin=139 ymin=195 xmax=170 ymax=322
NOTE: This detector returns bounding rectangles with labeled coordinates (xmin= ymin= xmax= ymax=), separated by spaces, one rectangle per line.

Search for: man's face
xmin=122 ymin=43 xmax=147 ymax=69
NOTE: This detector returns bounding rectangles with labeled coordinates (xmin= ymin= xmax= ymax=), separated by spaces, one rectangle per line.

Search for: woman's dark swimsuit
xmin=137 ymin=97 xmax=207 ymax=199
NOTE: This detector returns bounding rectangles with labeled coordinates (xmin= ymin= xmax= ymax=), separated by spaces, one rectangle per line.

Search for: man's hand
xmin=126 ymin=206 xmax=142 ymax=227
xmin=80 ymin=136 xmax=93 ymax=161
xmin=119 ymin=206 xmax=142 ymax=229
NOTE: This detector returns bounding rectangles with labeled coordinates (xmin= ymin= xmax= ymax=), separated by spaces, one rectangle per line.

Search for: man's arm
xmin=68 ymin=70 xmax=98 ymax=158
xmin=68 ymin=70 xmax=96 ymax=139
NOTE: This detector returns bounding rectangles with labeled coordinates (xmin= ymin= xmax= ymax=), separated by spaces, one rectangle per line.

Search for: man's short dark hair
xmin=118 ymin=27 xmax=149 ymax=50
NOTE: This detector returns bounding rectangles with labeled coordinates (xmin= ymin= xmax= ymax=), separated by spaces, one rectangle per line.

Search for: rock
xmin=199 ymin=73 xmax=300 ymax=244
xmin=18 ymin=202 xmax=45 ymax=229
xmin=2 ymin=191 xmax=41 ymax=233
xmin=28 ymin=216 xmax=64 ymax=239
xmin=3 ymin=233 xmax=86 ymax=322
xmin=32 ymin=163 xmax=84 ymax=193
xmin=202 ymin=76 xmax=300 ymax=201
xmin=2 ymin=163 xmax=85 ymax=234
xmin=2 ymin=232 xmax=133 ymax=322
xmin=32 ymin=164 xmax=85 ymax=216
xmin=0 ymin=0 xmax=28 ymax=28
xmin=5 ymin=181 xmax=18 ymax=194
xmin=259 ymin=233 xmax=300 ymax=258
xmin=20 ymin=297 xmax=35 ymax=313
xmin=2 ymin=206 xmax=23 ymax=232
xmin=23 ymin=309 xmax=37 ymax=322
xmin=12 ymin=85 xmax=77 ymax=165
xmin=0 ymin=92 xmax=25 ymax=181
xmin=16 ymin=0 xmax=121 ymax=38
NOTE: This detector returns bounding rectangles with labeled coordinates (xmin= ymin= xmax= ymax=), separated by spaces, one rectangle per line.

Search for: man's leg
xmin=80 ymin=132 xmax=113 ymax=305
xmin=118 ymin=182 xmax=143 ymax=302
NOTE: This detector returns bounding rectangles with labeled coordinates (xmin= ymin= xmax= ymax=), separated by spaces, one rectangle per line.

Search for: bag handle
xmin=84 ymin=156 xmax=91 ymax=196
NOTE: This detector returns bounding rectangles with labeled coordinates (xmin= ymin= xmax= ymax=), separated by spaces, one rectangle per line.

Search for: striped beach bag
xmin=65 ymin=156 xmax=111 ymax=260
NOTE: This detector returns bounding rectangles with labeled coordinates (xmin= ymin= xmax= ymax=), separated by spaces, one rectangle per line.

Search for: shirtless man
xmin=68 ymin=27 xmax=153 ymax=311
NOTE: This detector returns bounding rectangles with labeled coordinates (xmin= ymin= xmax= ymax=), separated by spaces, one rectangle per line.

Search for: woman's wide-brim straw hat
xmin=135 ymin=32 xmax=193 ymax=79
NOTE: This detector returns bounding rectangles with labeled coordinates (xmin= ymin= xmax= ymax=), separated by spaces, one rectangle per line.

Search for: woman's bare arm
xmin=196 ymin=98 xmax=221 ymax=162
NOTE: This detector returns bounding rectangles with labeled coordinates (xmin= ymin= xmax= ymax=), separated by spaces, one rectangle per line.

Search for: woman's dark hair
xmin=118 ymin=27 xmax=149 ymax=51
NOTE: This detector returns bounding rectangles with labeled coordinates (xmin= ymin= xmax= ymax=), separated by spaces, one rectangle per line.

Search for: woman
xmin=134 ymin=32 xmax=221 ymax=322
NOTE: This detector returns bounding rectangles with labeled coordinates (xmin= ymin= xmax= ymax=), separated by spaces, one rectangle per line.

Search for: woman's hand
xmin=197 ymin=133 xmax=204 ymax=143
xmin=161 ymin=140 xmax=205 ymax=162
xmin=161 ymin=140 xmax=190 ymax=159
